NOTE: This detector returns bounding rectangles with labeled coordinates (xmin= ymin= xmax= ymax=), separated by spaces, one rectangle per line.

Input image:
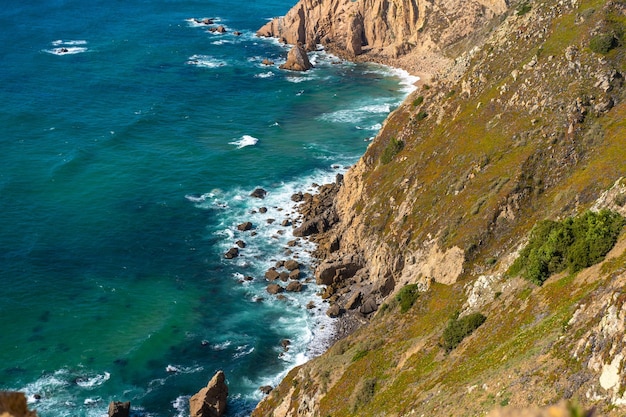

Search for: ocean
xmin=0 ymin=1 xmax=416 ymax=415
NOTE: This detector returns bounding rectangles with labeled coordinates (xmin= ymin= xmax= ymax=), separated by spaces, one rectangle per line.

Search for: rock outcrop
xmin=189 ymin=371 xmax=228 ymax=417
xmin=107 ymin=401 xmax=130 ymax=417
xmin=0 ymin=392 xmax=37 ymax=417
xmin=279 ymin=44 xmax=313 ymax=71
xmin=258 ymin=0 xmax=508 ymax=74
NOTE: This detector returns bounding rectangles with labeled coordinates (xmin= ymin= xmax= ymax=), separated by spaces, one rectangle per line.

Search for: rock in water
xmin=279 ymin=44 xmax=313 ymax=71
xmin=189 ymin=371 xmax=228 ymax=417
xmin=0 ymin=391 xmax=38 ymax=417
xmin=108 ymin=401 xmax=130 ymax=417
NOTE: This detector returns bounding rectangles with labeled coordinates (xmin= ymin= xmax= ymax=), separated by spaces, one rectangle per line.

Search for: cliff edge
xmin=253 ymin=0 xmax=626 ymax=414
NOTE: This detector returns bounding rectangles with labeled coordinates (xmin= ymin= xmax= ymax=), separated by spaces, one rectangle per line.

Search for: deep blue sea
xmin=0 ymin=1 xmax=416 ymax=416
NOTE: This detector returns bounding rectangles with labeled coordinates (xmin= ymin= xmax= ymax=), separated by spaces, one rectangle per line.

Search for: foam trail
xmin=229 ymin=135 xmax=259 ymax=149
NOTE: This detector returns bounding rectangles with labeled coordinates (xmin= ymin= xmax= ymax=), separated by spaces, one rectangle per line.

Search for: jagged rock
xmin=291 ymin=192 xmax=304 ymax=202
xmin=279 ymin=44 xmax=313 ymax=72
xmin=236 ymin=240 xmax=246 ymax=248
xmin=262 ymin=58 xmax=274 ymax=66
xmin=108 ymin=401 xmax=130 ymax=417
xmin=264 ymin=268 xmax=280 ymax=281
xmin=326 ymin=304 xmax=343 ymax=318
xmin=315 ymin=255 xmax=363 ymax=285
xmin=250 ymin=188 xmax=267 ymax=199
xmin=189 ymin=371 xmax=228 ymax=417
xmin=359 ymin=297 xmax=378 ymax=315
xmin=346 ymin=12 xmax=364 ymax=56
xmin=266 ymin=284 xmax=284 ymax=294
xmin=345 ymin=291 xmax=362 ymax=310
xmin=0 ymin=392 xmax=38 ymax=417
xmin=289 ymin=269 xmax=301 ymax=280
xmin=281 ymin=219 xmax=292 ymax=227
xmin=281 ymin=339 xmax=291 ymax=350
xmin=259 ymin=207 xmax=268 ymax=213
xmin=259 ymin=385 xmax=273 ymax=395
xmin=284 ymin=260 xmax=300 ymax=271
xmin=224 ymin=247 xmax=239 ymax=259
xmin=237 ymin=222 xmax=253 ymax=231
xmin=286 ymin=281 xmax=303 ymax=292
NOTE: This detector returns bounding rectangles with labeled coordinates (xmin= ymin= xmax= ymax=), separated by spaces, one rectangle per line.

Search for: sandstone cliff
xmin=252 ymin=0 xmax=626 ymax=413
xmin=257 ymin=0 xmax=508 ymax=75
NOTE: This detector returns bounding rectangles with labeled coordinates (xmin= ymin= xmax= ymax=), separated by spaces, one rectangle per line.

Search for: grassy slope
xmin=253 ymin=0 xmax=626 ymax=415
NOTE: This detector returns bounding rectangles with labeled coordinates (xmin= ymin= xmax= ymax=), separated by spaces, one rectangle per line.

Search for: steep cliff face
xmin=252 ymin=0 xmax=626 ymax=414
xmin=257 ymin=0 xmax=507 ymax=74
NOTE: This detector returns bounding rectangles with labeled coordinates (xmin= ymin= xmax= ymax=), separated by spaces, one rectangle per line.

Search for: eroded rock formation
xmin=189 ymin=371 xmax=228 ymax=417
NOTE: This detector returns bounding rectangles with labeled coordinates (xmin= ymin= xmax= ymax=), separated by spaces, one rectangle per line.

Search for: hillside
xmin=252 ymin=0 xmax=626 ymax=414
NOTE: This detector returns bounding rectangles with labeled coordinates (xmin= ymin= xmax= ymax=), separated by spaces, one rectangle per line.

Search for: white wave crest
xmin=75 ymin=372 xmax=110 ymax=389
xmin=318 ymin=102 xmax=393 ymax=124
xmin=229 ymin=135 xmax=258 ymax=149
xmin=255 ymin=71 xmax=275 ymax=79
xmin=187 ymin=55 xmax=227 ymax=68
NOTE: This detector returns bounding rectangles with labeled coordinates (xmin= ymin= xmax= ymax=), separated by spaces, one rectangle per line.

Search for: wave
xmin=229 ymin=135 xmax=258 ymax=149
xmin=45 ymin=40 xmax=89 ymax=55
xmin=172 ymin=395 xmax=190 ymax=417
xmin=52 ymin=39 xmax=87 ymax=46
xmin=185 ymin=17 xmax=223 ymax=27
xmin=318 ymin=101 xmax=394 ymax=124
xmin=186 ymin=55 xmax=227 ymax=68
xmin=254 ymin=71 xmax=275 ymax=79
xmin=75 ymin=372 xmax=110 ymax=389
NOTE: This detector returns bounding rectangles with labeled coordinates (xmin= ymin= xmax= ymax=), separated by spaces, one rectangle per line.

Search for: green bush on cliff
xmin=509 ymin=210 xmax=625 ymax=285
xmin=380 ymin=137 xmax=404 ymax=164
xmin=442 ymin=312 xmax=486 ymax=352
xmin=395 ymin=284 xmax=420 ymax=313
xmin=590 ymin=33 xmax=618 ymax=54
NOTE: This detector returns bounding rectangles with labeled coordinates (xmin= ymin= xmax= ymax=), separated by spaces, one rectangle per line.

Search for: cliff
xmin=253 ymin=0 xmax=626 ymax=414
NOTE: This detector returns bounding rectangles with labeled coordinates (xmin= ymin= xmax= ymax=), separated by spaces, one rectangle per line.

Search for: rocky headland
xmin=251 ymin=0 xmax=626 ymax=414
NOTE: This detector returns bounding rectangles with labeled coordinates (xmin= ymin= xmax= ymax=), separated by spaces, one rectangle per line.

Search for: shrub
xmin=395 ymin=284 xmax=420 ymax=313
xmin=380 ymin=137 xmax=404 ymax=164
xmin=415 ymin=111 xmax=428 ymax=121
xmin=516 ymin=2 xmax=531 ymax=15
xmin=412 ymin=96 xmax=424 ymax=106
xmin=442 ymin=312 xmax=487 ymax=352
xmin=508 ymin=210 xmax=625 ymax=285
xmin=590 ymin=33 xmax=617 ymax=54
xmin=352 ymin=378 xmax=377 ymax=411
xmin=351 ymin=348 xmax=369 ymax=362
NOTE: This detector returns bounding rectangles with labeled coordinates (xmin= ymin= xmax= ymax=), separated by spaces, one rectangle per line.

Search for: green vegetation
xmin=352 ymin=378 xmax=377 ymax=411
xmin=380 ymin=137 xmax=404 ymax=164
xmin=442 ymin=312 xmax=487 ymax=352
xmin=508 ymin=210 xmax=625 ymax=285
xmin=590 ymin=33 xmax=618 ymax=54
xmin=352 ymin=348 xmax=369 ymax=362
xmin=395 ymin=284 xmax=420 ymax=313
xmin=416 ymin=111 xmax=428 ymax=121
xmin=516 ymin=1 xmax=532 ymax=16
xmin=413 ymin=96 xmax=424 ymax=106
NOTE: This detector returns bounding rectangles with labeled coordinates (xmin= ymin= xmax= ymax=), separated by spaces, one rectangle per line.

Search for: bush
xmin=416 ymin=111 xmax=428 ymax=121
xmin=516 ymin=2 xmax=531 ymax=15
xmin=395 ymin=284 xmax=420 ymax=313
xmin=352 ymin=378 xmax=377 ymax=411
xmin=442 ymin=312 xmax=487 ymax=352
xmin=412 ymin=96 xmax=424 ymax=106
xmin=380 ymin=137 xmax=404 ymax=164
xmin=509 ymin=210 xmax=625 ymax=285
xmin=590 ymin=33 xmax=617 ymax=54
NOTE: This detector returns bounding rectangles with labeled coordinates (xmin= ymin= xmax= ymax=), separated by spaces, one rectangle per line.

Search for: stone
xmin=315 ymin=255 xmax=363 ymax=285
xmin=281 ymin=339 xmax=291 ymax=350
xmin=233 ymin=31 xmax=242 ymax=36
xmin=264 ymin=268 xmax=280 ymax=281
xmin=259 ymin=207 xmax=268 ymax=213
xmin=286 ymin=281 xmax=303 ymax=292
xmin=345 ymin=291 xmax=362 ymax=310
xmin=279 ymin=44 xmax=313 ymax=71
xmin=346 ymin=12 xmax=364 ymax=56
xmin=259 ymin=385 xmax=273 ymax=395
xmin=0 ymin=392 xmax=38 ymax=417
xmin=189 ymin=371 xmax=228 ymax=417
xmin=250 ymin=188 xmax=267 ymax=198
xmin=279 ymin=271 xmax=290 ymax=281
xmin=326 ymin=304 xmax=342 ymax=318
xmin=262 ymin=58 xmax=274 ymax=66
xmin=284 ymin=260 xmax=300 ymax=271
xmin=108 ymin=401 xmax=130 ymax=417
xmin=224 ymin=247 xmax=239 ymax=259
xmin=235 ymin=240 xmax=246 ymax=248
xmin=289 ymin=269 xmax=301 ymax=280
xmin=266 ymin=283 xmax=284 ymax=294
xmin=237 ymin=222 xmax=253 ymax=231
xmin=281 ymin=219 xmax=292 ymax=227
xmin=359 ymin=297 xmax=379 ymax=315
xmin=291 ymin=192 xmax=304 ymax=202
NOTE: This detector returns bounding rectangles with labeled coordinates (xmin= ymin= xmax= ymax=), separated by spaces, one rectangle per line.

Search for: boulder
xmin=326 ymin=304 xmax=342 ymax=318
xmin=233 ymin=31 xmax=242 ymax=36
xmin=315 ymin=255 xmax=363 ymax=285
xmin=224 ymin=247 xmax=239 ymax=259
xmin=0 ymin=392 xmax=38 ymax=417
xmin=259 ymin=207 xmax=268 ymax=213
xmin=291 ymin=192 xmax=304 ymax=202
xmin=284 ymin=260 xmax=300 ymax=271
xmin=259 ymin=386 xmax=273 ymax=395
xmin=345 ymin=291 xmax=362 ymax=310
xmin=289 ymin=269 xmax=301 ymax=280
xmin=250 ymin=188 xmax=267 ymax=198
xmin=262 ymin=58 xmax=274 ymax=66
xmin=265 ymin=268 xmax=280 ymax=281
xmin=266 ymin=284 xmax=284 ymax=294
xmin=279 ymin=271 xmax=290 ymax=281
xmin=279 ymin=44 xmax=313 ymax=71
xmin=281 ymin=339 xmax=291 ymax=350
xmin=286 ymin=281 xmax=303 ymax=292
xmin=359 ymin=297 xmax=379 ymax=315
xmin=281 ymin=219 xmax=292 ymax=227
xmin=235 ymin=240 xmax=246 ymax=248
xmin=189 ymin=371 xmax=228 ymax=417
xmin=237 ymin=222 xmax=253 ymax=231
xmin=108 ymin=401 xmax=130 ymax=417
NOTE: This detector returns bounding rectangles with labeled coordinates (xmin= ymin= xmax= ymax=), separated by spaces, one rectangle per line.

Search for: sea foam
xmin=229 ymin=135 xmax=259 ymax=148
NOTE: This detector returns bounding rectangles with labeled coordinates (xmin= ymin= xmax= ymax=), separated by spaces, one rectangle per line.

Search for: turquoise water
xmin=0 ymin=1 xmax=415 ymax=415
